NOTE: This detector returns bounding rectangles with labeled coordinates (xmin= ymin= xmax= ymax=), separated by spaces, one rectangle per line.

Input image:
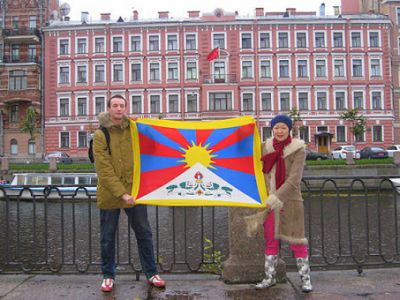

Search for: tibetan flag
xmin=207 ymin=47 xmax=219 ymax=61
xmin=131 ymin=116 xmax=267 ymax=207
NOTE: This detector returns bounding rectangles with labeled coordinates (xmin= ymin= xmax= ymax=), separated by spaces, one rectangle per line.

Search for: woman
xmin=255 ymin=114 xmax=312 ymax=292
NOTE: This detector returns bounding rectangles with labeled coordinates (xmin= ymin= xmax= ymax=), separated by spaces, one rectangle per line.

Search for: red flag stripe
xmin=196 ymin=129 xmax=214 ymax=146
xmin=211 ymin=123 xmax=255 ymax=152
xmin=213 ymin=156 xmax=255 ymax=174
xmin=139 ymin=133 xmax=184 ymax=157
xmin=152 ymin=126 xmax=190 ymax=148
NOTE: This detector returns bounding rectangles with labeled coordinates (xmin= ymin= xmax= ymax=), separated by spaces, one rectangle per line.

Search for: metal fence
xmin=0 ymin=175 xmax=399 ymax=275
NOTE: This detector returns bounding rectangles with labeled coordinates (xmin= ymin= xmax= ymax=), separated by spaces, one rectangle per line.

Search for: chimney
xmin=158 ymin=11 xmax=169 ymax=19
xmin=255 ymin=7 xmax=264 ymax=17
xmin=320 ymin=3 xmax=326 ymax=16
xmin=133 ymin=10 xmax=139 ymax=20
xmin=333 ymin=6 xmax=340 ymax=16
xmin=286 ymin=8 xmax=296 ymax=16
xmin=100 ymin=13 xmax=111 ymax=21
xmin=188 ymin=10 xmax=200 ymax=18
xmin=81 ymin=11 xmax=89 ymax=23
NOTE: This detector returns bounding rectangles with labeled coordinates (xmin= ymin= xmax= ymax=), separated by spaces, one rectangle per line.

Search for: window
xmin=315 ymin=32 xmax=325 ymax=48
xmin=167 ymin=34 xmax=178 ymax=50
xmin=10 ymin=139 xmax=18 ymax=155
xmin=77 ymin=38 xmax=87 ymax=54
xmin=259 ymin=32 xmax=270 ymax=49
xmin=351 ymin=32 xmax=361 ymax=47
xmin=373 ymin=125 xmax=383 ymax=142
xmin=59 ymin=39 xmax=69 ymax=55
xmin=241 ymin=61 xmax=253 ymax=79
xmin=369 ymin=32 xmax=379 ymax=47
xmin=187 ymin=94 xmax=197 ymax=112
xmin=149 ymin=35 xmax=160 ymax=51
xmin=241 ymin=33 xmax=252 ymax=49
xmin=113 ymin=64 xmax=123 ymax=82
xmin=261 ymin=93 xmax=272 ymax=111
xmin=12 ymin=16 xmax=19 ymax=29
xmin=59 ymin=98 xmax=69 ymax=116
xmin=298 ymin=92 xmax=308 ymax=110
xmin=131 ymin=63 xmax=141 ymax=81
xmin=77 ymin=97 xmax=87 ymax=116
xmin=333 ymin=32 xmax=343 ymax=47
xmin=59 ymin=66 xmax=69 ymax=84
xmin=150 ymin=95 xmax=161 ymax=113
xmin=334 ymin=59 xmax=345 ymax=77
xmin=352 ymin=59 xmax=363 ymax=77
xmin=260 ymin=60 xmax=271 ymax=78
xmin=280 ymin=92 xmax=290 ymax=111
xmin=185 ymin=34 xmax=196 ymax=50
xmin=278 ymin=32 xmax=289 ymax=48
xmin=317 ymin=92 xmax=327 ymax=110
xmin=370 ymin=59 xmax=381 ymax=77
xmin=335 ymin=91 xmax=346 ymax=110
xmin=113 ymin=37 xmax=123 ymax=52
xmin=209 ymin=92 xmax=232 ymax=111
xmin=262 ymin=127 xmax=272 ymax=141
xmin=95 ymin=97 xmax=105 ymax=115
xmin=167 ymin=62 xmax=178 ymax=80
xmin=296 ymin=32 xmax=307 ymax=48
xmin=214 ymin=61 xmax=226 ymax=81
xmin=336 ymin=126 xmax=346 ymax=142
xmin=28 ymin=139 xmax=36 ymax=155
xmin=299 ymin=127 xmax=309 ymax=143
xmin=77 ymin=65 xmax=87 ymax=83
xmin=149 ymin=62 xmax=160 ymax=81
xmin=372 ymin=91 xmax=382 ymax=109
xmin=11 ymin=44 xmax=19 ymax=61
xmin=28 ymin=44 xmax=36 ymax=61
xmin=131 ymin=95 xmax=142 ymax=113
xmin=355 ymin=131 xmax=364 ymax=143
xmin=9 ymin=70 xmax=27 ymax=90
xmin=315 ymin=59 xmax=326 ymax=78
xmin=10 ymin=105 xmax=18 ymax=123
xmin=398 ymin=7 xmax=400 ymax=24
xmin=279 ymin=60 xmax=289 ymax=78
xmin=130 ymin=35 xmax=141 ymax=51
xmin=242 ymin=93 xmax=253 ymax=111
xmin=168 ymin=95 xmax=179 ymax=113
xmin=213 ymin=33 xmax=225 ymax=48
xmin=353 ymin=91 xmax=363 ymax=109
xmin=186 ymin=61 xmax=197 ymax=80
xmin=60 ymin=132 xmax=70 ymax=148
xmin=28 ymin=16 xmax=36 ymax=28
xmin=95 ymin=37 xmax=105 ymax=53
xmin=78 ymin=132 xmax=88 ymax=148
xmin=95 ymin=65 xmax=105 ymax=82
xmin=297 ymin=60 xmax=308 ymax=78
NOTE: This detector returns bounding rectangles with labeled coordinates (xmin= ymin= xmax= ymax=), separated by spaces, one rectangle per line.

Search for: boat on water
xmin=0 ymin=173 xmax=97 ymax=198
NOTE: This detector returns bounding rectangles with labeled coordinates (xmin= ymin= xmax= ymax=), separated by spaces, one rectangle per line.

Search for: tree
xmin=288 ymin=107 xmax=303 ymax=138
xmin=20 ymin=106 xmax=39 ymax=139
xmin=340 ymin=109 xmax=366 ymax=146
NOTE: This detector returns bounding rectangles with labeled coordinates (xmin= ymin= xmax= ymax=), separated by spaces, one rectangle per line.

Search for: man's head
xmin=107 ymin=94 xmax=127 ymax=124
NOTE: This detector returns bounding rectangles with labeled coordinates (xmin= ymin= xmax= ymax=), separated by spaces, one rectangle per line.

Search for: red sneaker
xmin=148 ymin=275 xmax=166 ymax=288
xmin=100 ymin=278 xmax=114 ymax=292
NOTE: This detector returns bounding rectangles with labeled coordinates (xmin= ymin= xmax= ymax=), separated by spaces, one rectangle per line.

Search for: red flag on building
xmin=207 ymin=47 xmax=219 ymax=61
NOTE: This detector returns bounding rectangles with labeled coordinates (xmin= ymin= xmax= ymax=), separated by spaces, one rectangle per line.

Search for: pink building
xmin=42 ymin=6 xmax=394 ymax=157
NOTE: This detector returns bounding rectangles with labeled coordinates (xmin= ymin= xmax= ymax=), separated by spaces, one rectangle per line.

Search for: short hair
xmin=107 ymin=94 xmax=127 ymax=108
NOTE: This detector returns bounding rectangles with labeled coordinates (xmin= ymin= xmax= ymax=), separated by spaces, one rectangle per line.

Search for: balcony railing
xmin=203 ymin=74 xmax=237 ymax=84
xmin=2 ymin=55 xmax=39 ymax=64
xmin=2 ymin=28 xmax=40 ymax=38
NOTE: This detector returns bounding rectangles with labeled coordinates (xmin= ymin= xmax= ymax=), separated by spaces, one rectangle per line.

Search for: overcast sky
xmin=63 ymin=0 xmax=341 ymax=21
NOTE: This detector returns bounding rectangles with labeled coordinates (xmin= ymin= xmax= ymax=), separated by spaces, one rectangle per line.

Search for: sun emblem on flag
xmin=180 ymin=142 xmax=216 ymax=169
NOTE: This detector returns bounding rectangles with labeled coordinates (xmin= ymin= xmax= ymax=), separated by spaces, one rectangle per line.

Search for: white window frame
xmin=130 ymin=93 xmax=144 ymax=114
xmin=184 ymin=32 xmax=198 ymax=50
xmin=57 ymin=95 xmax=71 ymax=116
xmin=130 ymin=60 xmax=143 ymax=83
xmin=368 ymin=31 xmax=381 ymax=48
xmin=75 ymin=63 xmax=88 ymax=84
xmin=258 ymin=31 xmax=272 ymax=49
xmin=75 ymin=95 xmax=89 ymax=116
xmin=241 ymin=91 xmax=255 ymax=111
xmin=129 ymin=34 xmax=142 ymax=52
xmin=167 ymin=93 xmax=181 ymax=113
xmin=166 ymin=33 xmax=179 ymax=51
xmin=58 ymin=37 xmax=70 ymax=55
xmin=148 ymin=34 xmax=161 ymax=52
xmin=212 ymin=32 xmax=227 ymax=49
xmin=260 ymin=90 xmax=274 ymax=111
xmin=148 ymin=93 xmax=163 ymax=114
xmin=295 ymin=31 xmax=308 ymax=49
xmin=93 ymin=35 xmax=106 ymax=54
xmin=111 ymin=35 xmax=124 ymax=53
xmin=240 ymin=32 xmax=253 ymax=50
xmin=93 ymin=62 xmax=106 ymax=83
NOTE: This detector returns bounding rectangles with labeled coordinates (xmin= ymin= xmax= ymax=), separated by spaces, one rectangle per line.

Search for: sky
xmin=63 ymin=0 xmax=341 ymax=21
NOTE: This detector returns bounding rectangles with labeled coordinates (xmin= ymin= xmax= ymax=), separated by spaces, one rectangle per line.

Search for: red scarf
xmin=261 ymin=136 xmax=292 ymax=189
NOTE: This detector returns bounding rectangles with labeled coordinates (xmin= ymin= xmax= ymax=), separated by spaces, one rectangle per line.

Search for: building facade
xmin=42 ymin=5 xmax=394 ymax=157
xmin=0 ymin=0 xmax=58 ymax=159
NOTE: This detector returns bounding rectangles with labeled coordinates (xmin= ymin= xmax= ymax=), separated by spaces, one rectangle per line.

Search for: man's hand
xmin=121 ymin=193 xmax=135 ymax=205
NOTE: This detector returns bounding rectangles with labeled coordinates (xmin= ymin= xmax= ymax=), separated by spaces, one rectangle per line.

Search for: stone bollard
xmin=346 ymin=152 xmax=354 ymax=165
xmin=222 ymin=207 xmax=286 ymax=284
xmin=394 ymin=151 xmax=400 ymax=166
xmin=49 ymin=157 xmax=57 ymax=172
xmin=1 ymin=157 xmax=9 ymax=171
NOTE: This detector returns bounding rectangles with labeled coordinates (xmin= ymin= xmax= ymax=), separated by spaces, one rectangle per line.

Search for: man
xmin=93 ymin=94 xmax=165 ymax=292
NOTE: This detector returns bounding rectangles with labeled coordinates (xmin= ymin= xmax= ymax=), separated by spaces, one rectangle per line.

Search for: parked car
xmin=359 ymin=146 xmax=388 ymax=159
xmin=386 ymin=145 xmax=400 ymax=158
xmin=44 ymin=151 xmax=73 ymax=164
xmin=331 ymin=145 xmax=361 ymax=160
xmin=305 ymin=149 xmax=329 ymax=160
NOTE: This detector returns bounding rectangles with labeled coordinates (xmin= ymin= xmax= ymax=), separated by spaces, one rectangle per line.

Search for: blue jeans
xmin=100 ymin=205 xmax=157 ymax=279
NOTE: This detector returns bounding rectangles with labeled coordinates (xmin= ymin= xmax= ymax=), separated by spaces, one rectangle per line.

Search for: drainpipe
xmin=39 ymin=0 xmax=45 ymax=157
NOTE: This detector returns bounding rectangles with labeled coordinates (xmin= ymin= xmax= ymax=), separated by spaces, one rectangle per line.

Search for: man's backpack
xmin=88 ymin=127 xmax=111 ymax=163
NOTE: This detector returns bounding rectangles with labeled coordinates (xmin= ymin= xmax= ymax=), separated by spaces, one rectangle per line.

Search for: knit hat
xmin=270 ymin=114 xmax=292 ymax=130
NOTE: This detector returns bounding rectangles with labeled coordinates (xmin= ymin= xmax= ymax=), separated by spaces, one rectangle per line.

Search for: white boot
xmin=296 ymin=256 xmax=313 ymax=292
xmin=255 ymin=254 xmax=278 ymax=289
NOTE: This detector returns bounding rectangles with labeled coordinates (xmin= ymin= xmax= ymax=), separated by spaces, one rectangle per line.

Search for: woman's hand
xmin=121 ymin=193 xmax=135 ymax=205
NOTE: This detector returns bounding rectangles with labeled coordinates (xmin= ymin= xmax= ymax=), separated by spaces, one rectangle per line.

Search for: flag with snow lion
xmin=131 ymin=116 xmax=267 ymax=207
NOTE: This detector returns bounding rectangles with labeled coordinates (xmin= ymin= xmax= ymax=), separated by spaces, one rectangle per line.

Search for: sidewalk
xmin=1 ymin=268 xmax=400 ymax=299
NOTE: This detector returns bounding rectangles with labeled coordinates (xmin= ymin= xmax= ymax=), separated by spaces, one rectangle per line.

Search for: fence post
xmin=1 ymin=157 xmax=9 ymax=171
xmin=394 ymin=152 xmax=400 ymax=166
xmin=49 ymin=157 xmax=57 ymax=172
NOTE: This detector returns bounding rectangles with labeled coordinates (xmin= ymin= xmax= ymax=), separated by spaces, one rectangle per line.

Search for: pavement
xmin=1 ymin=268 xmax=400 ymax=300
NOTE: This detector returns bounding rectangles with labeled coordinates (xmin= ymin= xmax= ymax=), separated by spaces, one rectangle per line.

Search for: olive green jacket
xmin=93 ymin=112 xmax=133 ymax=209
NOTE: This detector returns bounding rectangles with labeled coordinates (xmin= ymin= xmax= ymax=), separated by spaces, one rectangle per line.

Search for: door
xmin=317 ymin=136 xmax=328 ymax=153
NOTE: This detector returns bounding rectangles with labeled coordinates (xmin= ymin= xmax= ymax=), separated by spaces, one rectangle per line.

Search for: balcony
xmin=2 ymin=55 xmax=40 ymax=64
xmin=2 ymin=28 xmax=40 ymax=43
xmin=203 ymin=74 xmax=237 ymax=84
